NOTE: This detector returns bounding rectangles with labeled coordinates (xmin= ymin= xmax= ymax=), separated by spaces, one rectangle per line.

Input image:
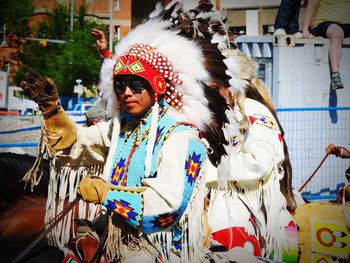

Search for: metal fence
xmin=0 ymin=116 xmax=41 ymax=156
xmin=0 ymin=107 xmax=349 ymax=201
xmin=0 ymin=116 xmax=85 ymax=156
xmin=277 ymin=107 xmax=350 ymax=201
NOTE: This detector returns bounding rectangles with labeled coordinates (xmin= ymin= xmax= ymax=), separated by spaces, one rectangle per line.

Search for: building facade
xmin=30 ymin=0 xmax=132 ymax=43
xmin=1 ymin=0 xmax=166 ymax=83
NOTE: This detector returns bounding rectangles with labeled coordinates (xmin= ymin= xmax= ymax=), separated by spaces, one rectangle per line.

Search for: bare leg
xmin=326 ymin=23 xmax=344 ymax=73
xmin=327 ymin=24 xmax=345 ymax=89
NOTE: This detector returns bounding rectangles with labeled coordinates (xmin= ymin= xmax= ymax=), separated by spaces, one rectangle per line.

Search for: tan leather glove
xmin=78 ymin=176 xmax=148 ymax=204
xmin=78 ymin=176 xmax=111 ymax=204
xmin=21 ymin=69 xmax=77 ymax=150
xmin=20 ymin=69 xmax=60 ymax=119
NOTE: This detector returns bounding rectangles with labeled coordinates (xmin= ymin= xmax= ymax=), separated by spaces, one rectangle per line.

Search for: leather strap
xmin=10 ymin=198 xmax=81 ymax=263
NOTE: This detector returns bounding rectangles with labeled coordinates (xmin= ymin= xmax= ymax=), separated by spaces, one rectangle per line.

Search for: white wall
xmin=246 ymin=10 xmax=260 ymax=35
xmin=236 ymin=35 xmax=350 ymax=108
xmin=221 ymin=0 xmax=281 ymax=9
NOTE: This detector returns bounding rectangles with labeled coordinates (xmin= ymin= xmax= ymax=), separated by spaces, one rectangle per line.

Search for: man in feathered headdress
xmin=20 ymin=10 xmax=224 ymax=263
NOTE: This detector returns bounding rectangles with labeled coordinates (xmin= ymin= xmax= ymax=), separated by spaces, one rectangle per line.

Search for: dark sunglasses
xmin=114 ymin=79 xmax=147 ymax=95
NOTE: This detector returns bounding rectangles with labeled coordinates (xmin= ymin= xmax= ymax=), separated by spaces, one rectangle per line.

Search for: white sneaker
xmin=294 ymin=32 xmax=302 ymax=38
xmin=274 ymin=28 xmax=286 ymax=35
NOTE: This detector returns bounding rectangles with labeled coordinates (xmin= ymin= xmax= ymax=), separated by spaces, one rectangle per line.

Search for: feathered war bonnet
xmin=99 ymin=1 xmax=253 ymax=168
xmin=99 ymin=19 xmax=211 ymax=129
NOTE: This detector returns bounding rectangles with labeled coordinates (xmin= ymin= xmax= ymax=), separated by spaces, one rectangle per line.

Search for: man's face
xmin=114 ymin=75 xmax=155 ymax=117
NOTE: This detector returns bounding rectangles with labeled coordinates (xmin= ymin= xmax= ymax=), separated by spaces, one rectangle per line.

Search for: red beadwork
xmin=116 ymin=43 xmax=184 ymax=109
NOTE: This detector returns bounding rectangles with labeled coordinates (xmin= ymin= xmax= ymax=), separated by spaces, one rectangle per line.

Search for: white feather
xmin=148 ymin=2 xmax=163 ymax=18
xmin=99 ymin=58 xmax=118 ymax=118
xmin=223 ymin=55 xmax=247 ymax=95
xmin=211 ymin=32 xmax=226 ymax=45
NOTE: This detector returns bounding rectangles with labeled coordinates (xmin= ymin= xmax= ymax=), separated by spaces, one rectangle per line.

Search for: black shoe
xmin=331 ymin=76 xmax=344 ymax=90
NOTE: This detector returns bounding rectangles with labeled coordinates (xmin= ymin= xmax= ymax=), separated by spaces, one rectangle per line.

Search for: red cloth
xmin=211 ymin=226 xmax=262 ymax=256
xmin=114 ymin=56 xmax=166 ymax=94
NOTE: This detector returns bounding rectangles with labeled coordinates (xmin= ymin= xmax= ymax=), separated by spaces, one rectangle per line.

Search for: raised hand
xmin=326 ymin=143 xmax=350 ymax=159
xmin=20 ymin=69 xmax=60 ymax=118
xmin=91 ymin=28 xmax=111 ymax=58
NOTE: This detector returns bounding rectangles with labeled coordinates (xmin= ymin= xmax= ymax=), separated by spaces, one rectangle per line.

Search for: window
xmin=13 ymin=89 xmax=24 ymax=99
xmin=229 ymin=26 xmax=246 ymax=36
xmin=263 ymin=25 xmax=275 ymax=35
xmin=2 ymin=62 xmax=10 ymax=72
xmin=114 ymin=0 xmax=120 ymax=11
xmin=114 ymin=25 xmax=120 ymax=41
xmin=0 ymin=24 xmax=6 ymax=46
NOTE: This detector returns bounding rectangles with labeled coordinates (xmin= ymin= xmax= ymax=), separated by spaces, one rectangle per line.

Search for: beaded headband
xmin=114 ymin=43 xmax=184 ymax=110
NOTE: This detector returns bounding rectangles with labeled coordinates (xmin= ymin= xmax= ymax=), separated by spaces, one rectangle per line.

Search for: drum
xmin=294 ymin=202 xmax=350 ymax=262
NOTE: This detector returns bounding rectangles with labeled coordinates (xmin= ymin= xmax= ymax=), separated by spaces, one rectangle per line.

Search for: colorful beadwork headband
xmin=113 ymin=43 xmax=184 ymax=110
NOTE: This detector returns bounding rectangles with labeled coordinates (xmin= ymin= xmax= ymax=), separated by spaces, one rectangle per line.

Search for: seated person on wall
xmin=303 ymin=0 xmax=350 ymax=90
xmin=274 ymin=0 xmax=302 ymax=36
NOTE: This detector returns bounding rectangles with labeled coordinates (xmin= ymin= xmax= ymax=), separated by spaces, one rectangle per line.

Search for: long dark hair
xmin=195 ymin=39 xmax=230 ymax=166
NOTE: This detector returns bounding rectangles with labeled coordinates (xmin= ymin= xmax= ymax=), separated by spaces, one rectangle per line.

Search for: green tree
xmin=50 ymin=29 xmax=102 ymax=96
xmin=15 ymin=3 xmax=107 ymax=97
xmin=0 ymin=0 xmax=33 ymax=38
xmin=37 ymin=4 xmax=70 ymax=40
